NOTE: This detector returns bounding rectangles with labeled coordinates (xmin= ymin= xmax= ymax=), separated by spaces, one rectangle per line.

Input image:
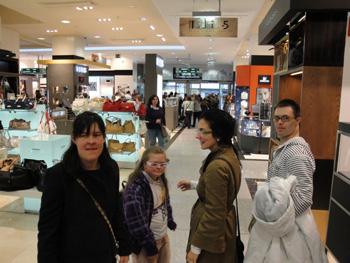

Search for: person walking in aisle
xmin=182 ymin=96 xmax=194 ymax=129
xmin=192 ymin=94 xmax=202 ymax=128
xmin=177 ymin=109 xmax=242 ymax=263
xmin=145 ymin=94 xmax=166 ymax=148
xmin=37 ymin=111 xmax=131 ymax=263
xmin=123 ymin=146 xmax=177 ymax=263
xmin=244 ymin=99 xmax=328 ymax=263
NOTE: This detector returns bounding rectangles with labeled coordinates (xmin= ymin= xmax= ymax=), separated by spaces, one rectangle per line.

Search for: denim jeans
xmin=147 ymin=128 xmax=165 ymax=148
xmin=185 ymin=110 xmax=193 ymax=128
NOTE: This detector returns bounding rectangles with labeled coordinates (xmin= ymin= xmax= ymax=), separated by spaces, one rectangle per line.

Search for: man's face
xmin=258 ymin=88 xmax=270 ymax=102
xmin=273 ymin=106 xmax=301 ymax=142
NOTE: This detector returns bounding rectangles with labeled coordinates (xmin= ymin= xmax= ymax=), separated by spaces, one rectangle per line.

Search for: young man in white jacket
xmin=245 ymin=99 xmax=328 ymax=263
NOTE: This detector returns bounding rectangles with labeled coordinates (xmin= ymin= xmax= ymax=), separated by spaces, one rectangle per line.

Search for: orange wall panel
xmin=249 ymin=66 xmax=274 ymax=109
xmin=236 ymin=65 xmax=251 ymax=86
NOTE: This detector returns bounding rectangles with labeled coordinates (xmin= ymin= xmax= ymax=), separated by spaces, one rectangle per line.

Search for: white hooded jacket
xmin=244 ymin=176 xmax=328 ymax=263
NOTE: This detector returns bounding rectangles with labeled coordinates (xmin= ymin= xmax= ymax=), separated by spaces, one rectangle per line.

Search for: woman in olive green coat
xmin=178 ymin=109 xmax=242 ymax=263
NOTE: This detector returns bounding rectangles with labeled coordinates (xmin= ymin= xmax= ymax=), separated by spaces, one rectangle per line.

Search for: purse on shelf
xmin=1 ymin=129 xmax=11 ymax=148
xmin=72 ymin=94 xmax=88 ymax=111
xmin=119 ymin=102 xmax=136 ymax=113
xmin=88 ymin=97 xmax=106 ymax=111
xmin=102 ymin=99 xmax=122 ymax=112
xmin=4 ymin=95 xmax=36 ymax=110
xmin=122 ymin=138 xmax=136 ymax=152
xmin=9 ymin=118 xmax=31 ymax=130
xmin=108 ymin=139 xmax=124 ymax=153
xmin=122 ymin=120 xmax=135 ymax=134
xmin=23 ymin=159 xmax=47 ymax=192
xmin=105 ymin=117 xmax=123 ymax=134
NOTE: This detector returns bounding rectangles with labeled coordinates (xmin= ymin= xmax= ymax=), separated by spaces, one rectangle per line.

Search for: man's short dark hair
xmin=275 ymin=99 xmax=301 ymax=118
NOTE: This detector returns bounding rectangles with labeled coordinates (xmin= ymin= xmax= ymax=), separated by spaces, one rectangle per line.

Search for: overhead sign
xmin=258 ymin=75 xmax=271 ymax=84
xmin=179 ymin=18 xmax=237 ymax=37
xmin=21 ymin=68 xmax=46 ymax=74
xmin=173 ymin=67 xmax=202 ymax=79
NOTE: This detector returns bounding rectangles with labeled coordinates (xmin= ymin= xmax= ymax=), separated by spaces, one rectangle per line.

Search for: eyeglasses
xmin=196 ymin=129 xmax=213 ymax=135
xmin=146 ymin=161 xmax=168 ymax=168
xmin=273 ymin=116 xmax=295 ymax=123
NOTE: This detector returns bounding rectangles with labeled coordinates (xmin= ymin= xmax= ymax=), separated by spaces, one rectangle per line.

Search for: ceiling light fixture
xmin=290 ymin=71 xmax=303 ymax=76
xmin=149 ymin=25 xmax=155 ymax=30
xmin=192 ymin=0 xmax=221 ymax=18
xmin=112 ymin=27 xmax=123 ymax=30
xmin=94 ymin=36 xmax=101 ymax=38
xmin=139 ymin=17 xmax=148 ymax=21
xmin=61 ymin=20 xmax=70 ymax=23
xmin=156 ymin=34 xmax=163 ymax=37
xmin=38 ymin=37 xmax=45 ymax=40
xmin=76 ymin=6 xmax=93 ymax=10
xmin=98 ymin=18 xmax=112 ymax=22
xmin=46 ymin=30 xmax=58 ymax=33
xmin=161 ymin=38 xmax=166 ymax=42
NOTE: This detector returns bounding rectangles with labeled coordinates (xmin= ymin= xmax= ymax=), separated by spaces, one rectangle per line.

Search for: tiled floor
xmin=0 ymin=127 xmax=337 ymax=262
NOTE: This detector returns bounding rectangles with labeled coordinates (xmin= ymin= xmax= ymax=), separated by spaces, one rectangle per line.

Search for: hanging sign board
xmin=179 ymin=18 xmax=237 ymax=37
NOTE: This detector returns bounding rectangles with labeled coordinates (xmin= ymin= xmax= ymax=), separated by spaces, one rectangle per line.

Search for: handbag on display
xmin=23 ymin=159 xmax=47 ymax=192
xmin=37 ymin=112 xmax=57 ymax=135
xmin=72 ymin=94 xmax=88 ymax=111
xmin=119 ymin=102 xmax=136 ymax=113
xmin=122 ymin=120 xmax=135 ymax=134
xmin=88 ymin=97 xmax=106 ymax=111
xmin=108 ymin=139 xmax=123 ymax=153
xmin=102 ymin=99 xmax=122 ymax=112
xmin=9 ymin=118 xmax=31 ymax=130
xmin=122 ymin=139 xmax=136 ymax=152
xmin=105 ymin=117 xmax=123 ymax=134
xmin=1 ymin=77 xmax=12 ymax=93
xmin=4 ymin=95 xmax=36 ymax=110
xmin=1 ymin=129 xmax=11 ymax=148
xmin=10 ymin=136 xmax=25 ymax=148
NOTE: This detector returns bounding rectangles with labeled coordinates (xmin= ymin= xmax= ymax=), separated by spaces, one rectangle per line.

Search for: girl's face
xmin=72 ymin=123 xmax=105 ymax=170
xmin=196 ymin=119 xmax=219 ymax=152
xmin=152 ymin=96 xmax=158 ymax=106
xmin=143 ymin=153 xmax=167 ymax=181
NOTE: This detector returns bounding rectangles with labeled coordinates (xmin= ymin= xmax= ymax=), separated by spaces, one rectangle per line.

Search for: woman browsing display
xmin=123 ymin=146 xmax=177 ymax=263
xmin=177 ymin=109 xmax=242 ymax=263
xmin=145 ymin=94 xmax=166 ymax=148
xmin=37 ymin=111 xmax=131 ymax=263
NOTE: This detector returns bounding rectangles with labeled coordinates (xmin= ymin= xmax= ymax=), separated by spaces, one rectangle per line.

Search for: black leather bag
xmin=23 ymin=159 xmax=47 ymax=191
xmin=0 ymin=165 xmax=35 ymax=191
xmin=4 ymin=97 xmax=35 ymax=110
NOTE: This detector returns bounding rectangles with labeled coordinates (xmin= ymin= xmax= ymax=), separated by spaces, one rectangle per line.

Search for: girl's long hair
xmin=62 ymin=111 xmax=118 ymax=178
xmin=125 ymin=146 xmax=169 ymax=198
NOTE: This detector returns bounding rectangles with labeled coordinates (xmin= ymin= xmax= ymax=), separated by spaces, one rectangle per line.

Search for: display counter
xmin=237 ymin=116 xmax=271 ymax=154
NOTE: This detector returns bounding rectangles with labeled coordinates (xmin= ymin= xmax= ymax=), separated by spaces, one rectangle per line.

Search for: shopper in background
xmin=123 ymin=146 xmax=177 ymax=263
xmin=37 ymin=111 xmax=131 ymax=263
xmin=244 ymin=99 xmax=328 ymax=262
xmin=192 ymin=94 xmax=202 ymax=128
xmin=182 ymin=96 xmax=194 ymax=129
xmin=177 ymin=108 xmax=242 ymax=263
xmin=134 ymin=94 xmax=146 ymax=120
xmin=223 ymin=94 xmax=231 ymax=113
xmin=145 ymin=94 xmax=166 ymax=148
xmin=35 ymin=90 xmax=42 ymax=102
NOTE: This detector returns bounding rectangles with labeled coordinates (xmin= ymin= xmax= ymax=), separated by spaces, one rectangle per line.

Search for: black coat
xmin=38 ymin=163 xmax=131 ymax=263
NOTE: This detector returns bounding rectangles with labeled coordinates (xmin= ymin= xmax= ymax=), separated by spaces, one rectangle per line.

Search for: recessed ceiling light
xmin=208 ymin=39 xmax=213 ymax=42
xmin=139 ymin=17 xmax=148 ymax=21
xmin=128 ymin=5 xmax=136 ymax=8
xmin=161 ymin=37 xmax=166 ymax=42
xmin=156 ymin=34 xmax=163 ymax=37
xmin=38 ymin=37 xmax=45 ymax=40
xmin=149 ymin=25 xmax=155 ymax=30
xmin=98 ymin=18 xmax=112 ymax=22
xmin=46 ymin=30 xmax=58 ymax=33
xmin=94 ymin=36 xmax=101 ymax=38
xmin=171 ymin=52 xmax=175 ymax=55
xmin=76 ymin=6 xmax=93 ymax=10
xmin=61 ymin=20 xmax=70 ymax=23
xmin=112 ymin=27 xmax=123 ymax=30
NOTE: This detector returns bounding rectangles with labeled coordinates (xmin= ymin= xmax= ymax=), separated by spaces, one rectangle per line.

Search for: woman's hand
xmin=187 ymin=251 xmax=199 ymax=263
xmin=118 ymin=255 xmax=129 ymax=263
xmin=177 ymin=180 xmax=191 ymax=191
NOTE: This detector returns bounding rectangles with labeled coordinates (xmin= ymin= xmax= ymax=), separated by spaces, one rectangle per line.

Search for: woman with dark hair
xmin=123 ymin=146 xmax=177 ymax=263
xmin=177 ymin=108 xmax=242 ymax=263
xmin=38 ymin=111 xmax=131 ymax=263
xmin=145 ymin=94 xmax=166 ymax=148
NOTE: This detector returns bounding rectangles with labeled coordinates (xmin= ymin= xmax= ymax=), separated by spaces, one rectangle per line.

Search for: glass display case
xmin=326 ymin=122 xmax=350 ymax=262
xmin=237 ymin=117 xmax=271 ymax=154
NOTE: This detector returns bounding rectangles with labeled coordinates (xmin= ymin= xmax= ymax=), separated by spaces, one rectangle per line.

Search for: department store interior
xmin=0 ymin=0 xmax=350 ymax=262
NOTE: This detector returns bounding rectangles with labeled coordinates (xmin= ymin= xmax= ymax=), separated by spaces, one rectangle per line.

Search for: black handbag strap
xmin=216 ymin=158 xmax=241 ymax=239
xmin=75 ymin=177 xmax=119 ymax=250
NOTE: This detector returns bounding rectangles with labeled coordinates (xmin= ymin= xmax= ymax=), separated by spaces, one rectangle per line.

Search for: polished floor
xmin=0 ymin=127 xmax=337 ymax=263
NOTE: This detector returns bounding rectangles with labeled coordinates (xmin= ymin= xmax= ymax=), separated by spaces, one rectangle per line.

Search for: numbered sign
xmin=179 ymin=18 xmax=238 ymax=37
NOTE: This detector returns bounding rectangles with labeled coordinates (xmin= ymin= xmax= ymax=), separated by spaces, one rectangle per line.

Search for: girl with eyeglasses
xmin=123 ymin=146 xmax=177 ymax=263
xmin=177 ymin=109 xmax=242 ymax=263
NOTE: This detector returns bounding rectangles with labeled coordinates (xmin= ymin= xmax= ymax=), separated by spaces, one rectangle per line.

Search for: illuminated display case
xmin=237 ymin=116 xmax=271 ymax=154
